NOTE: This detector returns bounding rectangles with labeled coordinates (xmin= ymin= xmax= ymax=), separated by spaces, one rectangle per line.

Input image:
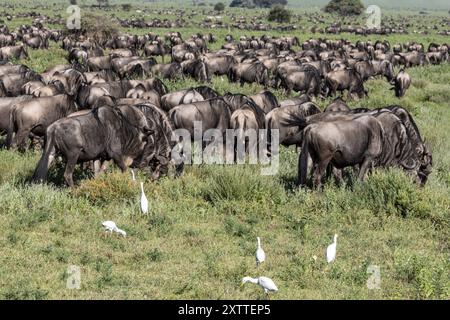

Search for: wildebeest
xmin=230 ymin=99 xmax=266 ymax=160
xmin=324 ymin=97 xmax=350 ymax=112
xmin=250 ymin=90 xmax=279 ymax=114
xmin=169 ymin=97 xmax=232 ymax=138
xmin=0 ymin=96 xmax=33 ymax=137
xmin=392 ymin=69 xmax=411 ymax=98
xmin=0 ymin=70 xmax=42 ymax=97
xmin=265 ymin=101 xmax=321 ymax=151
xmin=161 ymin=88 xmax=205 ymax=112
xmin=228 ymin=61 xmax=269 ymax=87
xmin=32 ymin=105 xmax=152 ymax=186
xmin=295 ymin=114 xmax=384 ymax=187
xmin=0 ymin=45 xmax=28 ymax=60
xmin=134 ymin=103 xmax=183 ymax=179
xmin=325 ymin=68 xmax=367 ymax=99
xmin=6 ymin=94 xmax=79 ymax=151
xmin=279 ymin=65 xmax=322 ymax=96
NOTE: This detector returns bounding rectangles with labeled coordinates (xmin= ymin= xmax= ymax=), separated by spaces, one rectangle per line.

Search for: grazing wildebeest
xmin=6 ymin=94 xmax=79 ymax=151
xmin=169 ymin=97 xmax=232 ymax=138
xmin=392 ymin=69 xmax=411 ymax=98
xmin=0 ymin=96 xmax=33 ymax=137
xmin=32 ymin=105 xmax=152 ymax=187
xmin=325 ymin=68 xmax=367 ymax=99
xmin=230 ymin=100 xmax=266 ymax=160
xmin=279 ymin=94 xmax=310 ymax=107
xmin=250 ymin=91 xmax=279 ymax=114
xmin=0 ymin=70 xmax=43 ymax=97
xmin=0 ymin=45 xmax=28 ymax=60
xmin=161 ymin=88 xmax=206 ymax=112
xmin=228 ymin=61 xmax=269 ymax=87
xmin=324 ymin=97 xmax=350 ymax=112
xmin=295 ymin=114 xmax=384 ymax=187
xmin=265 ymin=102 xmax=321 ymax=151
xmin=134 ymin=103 xmax=183 ymax=179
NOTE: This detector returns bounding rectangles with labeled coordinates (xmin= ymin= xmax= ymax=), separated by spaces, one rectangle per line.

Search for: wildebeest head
xmin=418 ymin=142 xmax=433 ymax=186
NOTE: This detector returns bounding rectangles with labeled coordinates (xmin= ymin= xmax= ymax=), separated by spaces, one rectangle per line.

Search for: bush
xmin=121 ymin=4 xmax=132 ymax=11
xmin=230 ymin=0 xmax=287 ymax=8
xmin=267 ymin=5 xmax=291 ymax=23
xmin=323 ymin=0 xmax=364 ymax=16
xmin=71 ymin=12 xmax=120 ymax=41
xmin=214 ymin=2 xmax=225 ymax=11
xmin=71 ymin=171 xmax=137 ymax=206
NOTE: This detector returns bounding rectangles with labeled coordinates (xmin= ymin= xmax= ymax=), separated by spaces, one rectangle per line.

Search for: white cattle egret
xmin=326 ymin=234 xmax=338 ymax=263
xmin=140 ymin=182 xmax=149 ymax=214
xmin=256 ymin=237 xmax=265 ymax=266
xmin=101 ymin=221 xmax=126 ymax=237
xmin=115 ymin=228 xmax=127 ymax=237
xmin=102 ymin=220 xmax=117 ymax=233
xmin=131 ymin=169 xmax=136 ymax=181
xmin=241 ymin=276 xmax=278 ymax=297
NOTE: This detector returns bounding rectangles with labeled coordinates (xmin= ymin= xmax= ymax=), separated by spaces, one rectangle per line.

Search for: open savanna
xmin=0 ymin=4 xmax=449 ymax=300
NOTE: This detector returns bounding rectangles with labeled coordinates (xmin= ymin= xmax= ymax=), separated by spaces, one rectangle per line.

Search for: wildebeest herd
xmin=0 ymin=22 xmax=446 ymax=188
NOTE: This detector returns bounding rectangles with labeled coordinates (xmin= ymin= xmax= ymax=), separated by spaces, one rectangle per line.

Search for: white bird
xmin=131 ymin=169 xmax=136 ymax=181
xmin=102 ymin=220 xmax=117 ymax=233
xmin=241 ymin=276 xmax=278 ymax=297
xmin=140 ymin=182 xmax=149 ymax=214
xmin=115 ymin=228 xmax=127 ymax=237
xmin=101 ymin=221 xmax=126 ymax=237
xmin=326 ymin=234 xmax=338 ymax=263
xmin=256 ymin=237 xmax=265 ymax=266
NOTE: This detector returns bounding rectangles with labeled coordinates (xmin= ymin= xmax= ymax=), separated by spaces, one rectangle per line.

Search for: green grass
xmin=0 ymin=4 xmax=449 ymax=300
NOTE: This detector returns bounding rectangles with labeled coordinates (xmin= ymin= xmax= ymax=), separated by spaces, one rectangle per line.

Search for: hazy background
xmin=22 ymin=0 xmax=449 ymax=11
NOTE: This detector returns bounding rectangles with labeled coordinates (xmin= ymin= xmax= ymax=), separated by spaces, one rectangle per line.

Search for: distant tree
xmin=214 ymin=2 xmax=225 ymax=11
xmin=96 ymin=0 xmax=109 ymax=8
xmin=255 ymin=0 xmax=287 ymax=8
xmin=122 ymin=3 xmax=132 ymax=11
xmin=69 ymin=0 xmax=77 ymax=5
xmin=76 ymin=12 xmax=119 ymax=41
xmin=267 ymin=5 xmax=291 ymax=23
xmin=323 ymin=0 xmax=364 ymax=16
xmin=230 ymin=0 xmax=287 ymax=8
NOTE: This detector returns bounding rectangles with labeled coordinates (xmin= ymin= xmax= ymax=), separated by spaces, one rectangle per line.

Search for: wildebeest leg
xmin=314 ymin=156 xmax=332 ymax=189
xmin=14 ymin=129 xmax=30 ymax=152
xmin=298 ymin=145 xmax=310 ymax=186
xmin=64 ymin=153 xmax=79 ymax=187
xmin=115 ymin=157 xmax=130 ymax=173
xmin=333 ymin=167 xmax=344 ymax=186
xmin=358 ymin=157 xmax=372 ymax=181
xmin=93 ymin=160 xmax=110 ymax=177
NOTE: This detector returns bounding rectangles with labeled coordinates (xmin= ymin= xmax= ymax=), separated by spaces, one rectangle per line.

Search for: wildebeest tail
xmin=5 ymin=107 xmax=16 ymax=149
xmin=298 ymin=128 xmax=311 ymax=186
xmin=280 ymin=112 xmax=308 ymax=130
xmin=32 ymin=126 xmax=57 ymax=183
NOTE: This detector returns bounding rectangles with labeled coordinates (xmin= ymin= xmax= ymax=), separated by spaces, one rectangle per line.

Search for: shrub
xmin=323 ymin=0 xmax=364 ymax=16
xmin=121 ymin=4 xmax=132 ymax=11
xmin=214 ymin=2 xmax=225 ymax=11
xmin=267 ymin=5 xmax=291 ymax=23
xmin=71 ymin=171 xmax=136 ymax=206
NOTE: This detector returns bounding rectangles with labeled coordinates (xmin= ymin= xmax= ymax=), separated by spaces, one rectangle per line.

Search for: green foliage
xmin=324 ymin=0 xmax=364 ymax=16
xmin=267 ymin=5 xmax=292 ymax=23
xmin=214 ymin=2 xmax=225 ymax=11
xmin=71 ymin=171 xmax=137 ymax=206
xmin=121 ymin=3 xmax=132 ymax=11
xmin=230 ymin=0 xmax=287 ymax=8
